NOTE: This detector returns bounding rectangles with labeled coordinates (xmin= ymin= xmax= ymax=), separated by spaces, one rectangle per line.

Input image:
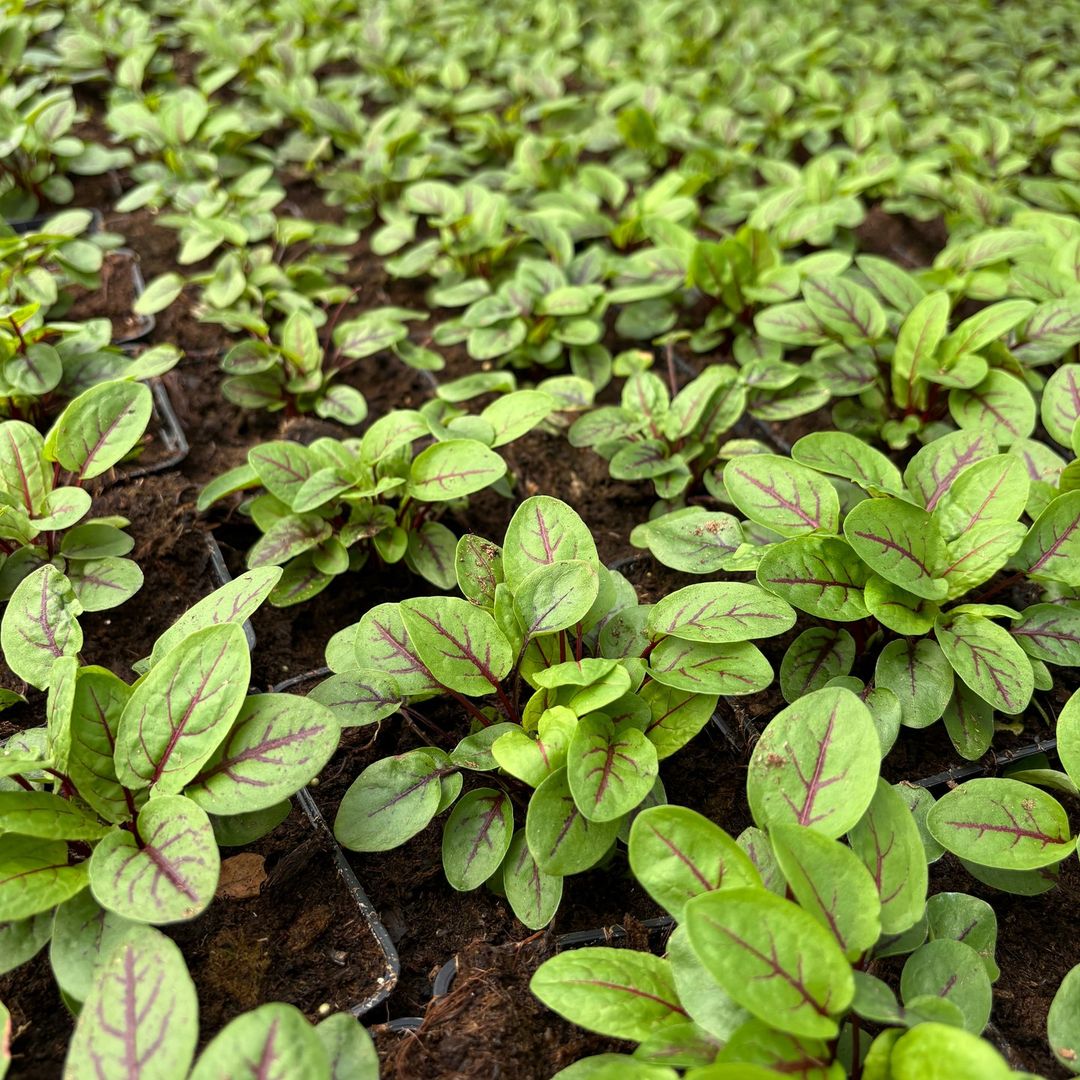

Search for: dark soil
xmin=64 ymin=248 xmax=152 ymax=343
xmin=375 ymin=936 xmax=632 ymax=1080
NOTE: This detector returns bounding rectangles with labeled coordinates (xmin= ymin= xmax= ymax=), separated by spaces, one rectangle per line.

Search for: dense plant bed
xmin=4 ymin=1 xmax=1080 ymax=1077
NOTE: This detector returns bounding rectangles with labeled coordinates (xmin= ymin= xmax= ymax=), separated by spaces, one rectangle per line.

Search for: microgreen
xmin=634 ymin=431 xmax=1080 ymax=758
xmin=326 ymin=496 xmax=794 ymax=925
xmin=0 ymin=380 xmax=171 ymax=611
xmin=61 ymin=925 xmax=378 ymax=1080
xmin=199 ymin=402 xmax=553 ymax=604
xmin=0 ymin=568 xmax=340 ymax=1006
xmin=530 ymin=686 xmax=1021 ymax=1078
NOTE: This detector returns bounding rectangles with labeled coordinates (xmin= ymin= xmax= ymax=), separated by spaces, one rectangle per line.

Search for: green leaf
xmin=0 ymin=421 xmax=48 ymax=514
xmin=1014 ymin=491 xmax=1080 ymax=586
xmin=408 ymin=439 xmax=507 ymax=501
xmin=934 ymin=613 xmax=1033 ymax=715
xmin=399 ymin=596 xmax=512 ymax=695
xmin=350 ymin=603 xmax=439 ymax=695
xmin=89 ymin=796 xmax=219 ymax=922
xmin=933 ymin=455 xmax=1029 ymax=539
xmin=891 ymin=291 xmax=950 ymax=408
xmin=492 ymin=707 xmax=575 ymax=787
xmin=1011 ymin=603 xmax=1080 ymax=666
xmin=945 ymin=299 xmax=1035 ymax=357
xmin=628 ymin=806 xmax=759 ymax=921
xmin=927 ymin=892 xmax=1000 ymax=982
xmin=515 ymin=561 xmax=599 ymax=638
xmin=648 ymin=582 xmax=795 ymax=643
xmin=67 ymin=556 xmax=144 ymax=612
xmin=454 ymin=535 xmax=503 ymax=606
xmin=1048 ymin=964 xmax=1080 ymax=1075
xmin=790 ymin=431 xmax=902 ymax=493
xmin=503 ymin=496 xmax=599 ymax=589
xmin=247 ymin=441 xmax=315 ymax=505
xmin=134 ymin=272 xmax=185 ymax=315
xmin=334 ymin=750 xmax=445 ymax=852
xmin=779 ymin=627 xmax=854 ymax=703
xmin=0 ymin=911 xmax=51 ymax=977
xmin=757 ymin=536 xmax=869 ymax=621
xmin=406 ymin=520 xmax=457 ymax=590
xmin=316 ymin=1013 xmax=379 ymax=1080
xmin=942 ymin=683 xmax=995 ymax=761
xmin=33 ymin=486 xmax=92 ymax=531
xmin=901 ymin=939 xmax=992 ymax=1034
xmin=684 ymin=887 xmax=853 ymax=1039
xmin=185 ymin=693 xmax=338 ymax=814
xmin=0 ymin=837 xmax=87 ymax=920
xmin=942 ymin=522 xmax=1026 ymax=599
xmin=888 ymin=1022 xmax=1011 ymax=1079
xmin=0 ymin=791 xmax=108 ymax=840
xmin=848 ymin=779 xmax=928 ymax=936
xmin=526 ymin=767 xmax=620 ymax=875
xmin=64 ymin=927 xmax=197 ymax=1080
xmin=142 ymin=567 xmax=280 ymax=671
xmin=747 ymin=687 xmax=879 ymax=837
xmin=904 ymin=431 xmax=997 ymax=513
xmin=647 ymin=632 xmax=773 ymax=695
xmin=531 ymin=948 xmax=686 ymax=1041
xmin=926 ymin=778 xmax=1075 ymax=870
xmin=0 ymin=565 xmax=83 ymax=690
xmin=949 ymin=371 xmax=1036 ymax=445
xmin=502 ymin=828 xmax=562 ymax=929
xmin=442 ymin=787 xmax=513 ymax=890
xmin=50 ymin=889 xmax=137 ymax=1004
xmin=803 ymin=274 xmax=886 ymax=340
xmin=629 ymin=509 xmax=742 ymax=574
xmin=480 ymin=390 xmax=554 ymax=447
xmin=1057 ymin=688 xmax=1080 ymax=789
xmin=308 ymin=671 xmax=402 ymax=728
xmin=723 ymin=455 xmax=840 ymax=537
xmin=754 ymin=302 xmax=829 ymax=346
xmin=190 ymin=1003 xmax=329 ymax=1080
xmin=48 ymin=380 xmax=152 ymax=480
xmin=771 ymin=824 xmax=881 ymax=958
xmin=634 ymin=682 xmax=715 ymax=760
xmin=115 ymin=624 xmax=249 ymax=793
xmin=875 ymin=639 xmax=953 ymax=729
xmin=844 ymin=497 xmax=948 ymax=601
xmin=1040 ymin=363 xmax=1080 ymax=448
xmin=567 ymin=715 xmax=658 ymax=822
xmin=5 ymin=342 xmax=62 ymax=396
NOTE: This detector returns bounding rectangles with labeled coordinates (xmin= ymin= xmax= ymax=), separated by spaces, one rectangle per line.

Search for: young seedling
xmin=325 ymin=496 xmax=795 ymax=926
xmin=199 ymin=400 xmax=553 ymax=604
xmin=531 ymin=687 xmax=1019 ymax=1079
xmin=0 ymin=379 xmax=180 ymax=610
xmin=52 ymin=924 xmax=379 ymax=1079
xmin=0 ymin=567 xmax=340 ymax=1008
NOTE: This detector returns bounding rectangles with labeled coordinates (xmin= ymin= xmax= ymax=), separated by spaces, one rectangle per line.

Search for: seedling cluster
xmin=1 ymin=0 xmax=1080 ymax=1077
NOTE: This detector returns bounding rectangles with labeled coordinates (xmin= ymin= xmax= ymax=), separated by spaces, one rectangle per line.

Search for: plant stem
xmin=442 ymin=686 xmax=491 ymax=728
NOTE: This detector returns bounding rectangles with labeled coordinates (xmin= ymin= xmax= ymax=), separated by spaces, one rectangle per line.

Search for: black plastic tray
xmin=112 ymin=246 xmax=155 ymax=345
xmin=294 ymin=786 xmax=401 ymax=1017
xmin=269 ymin=672 xmax=402 ymax=1017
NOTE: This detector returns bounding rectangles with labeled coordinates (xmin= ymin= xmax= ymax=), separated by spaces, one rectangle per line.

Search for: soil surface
xmin=2 ymin=171 xmax=1077 ymax=1079
xmin=0 ymin=803 xmax=389 ymax=1079
xmin=64 ymin=248 xmax=153 ymax=343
